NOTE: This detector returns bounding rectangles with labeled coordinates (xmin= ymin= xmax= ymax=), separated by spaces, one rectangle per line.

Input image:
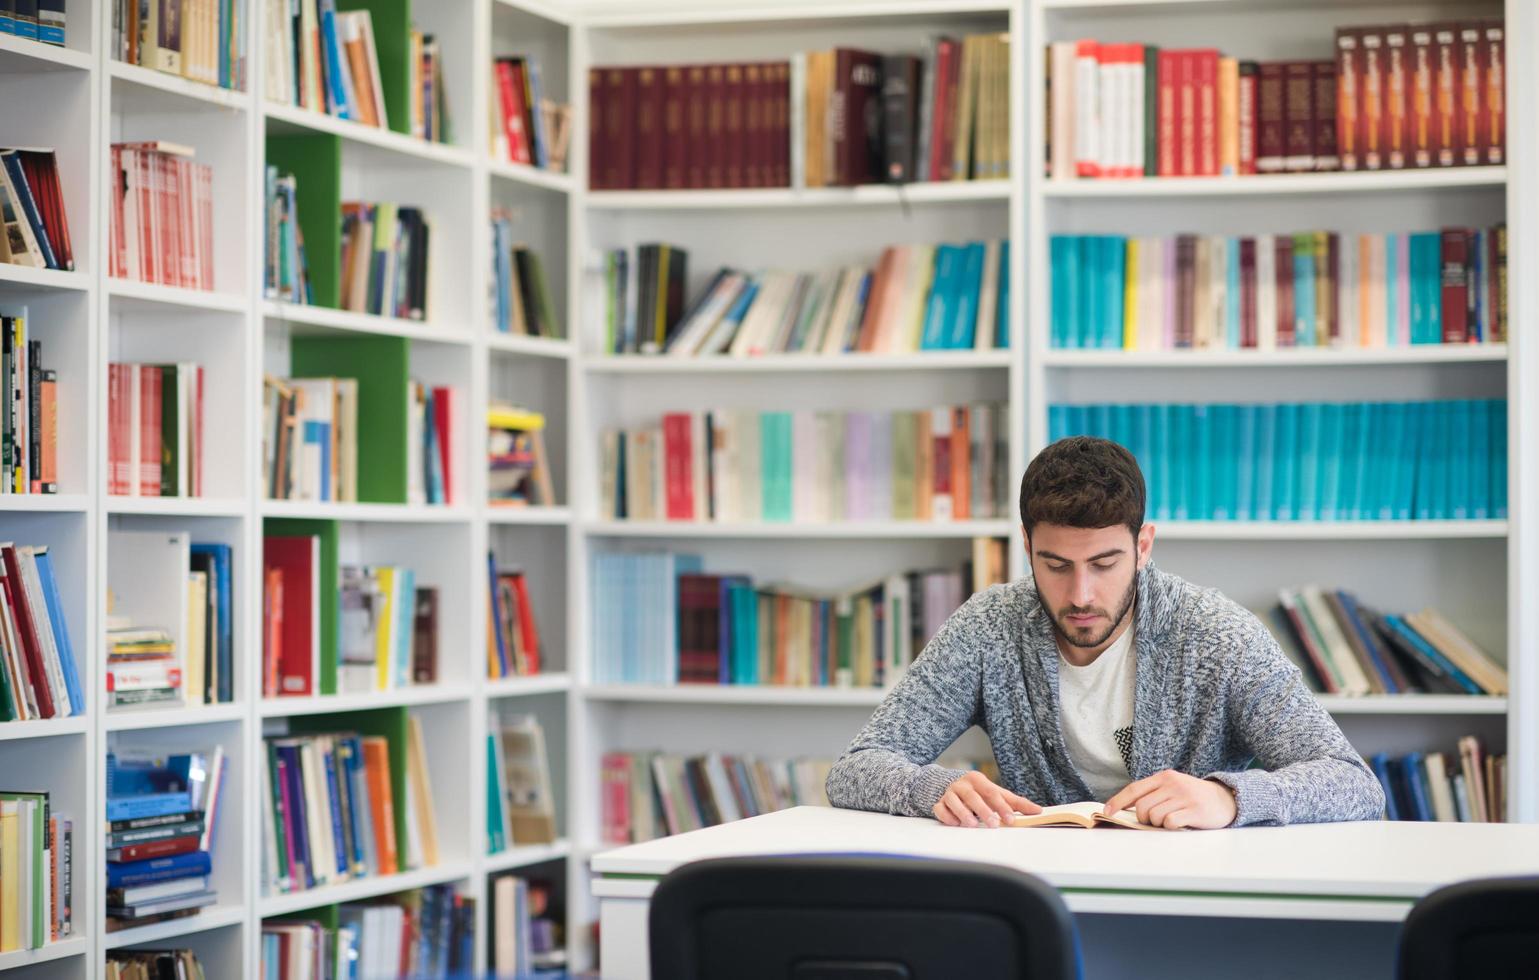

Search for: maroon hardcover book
xmin=705 ymin=64 xmax=726 ymax=188
xmin=743 ymin=62 xmax=764 ymax=187
xmin=1335 ymin=30 xmax=1361 ymax=171
xmin=615 ymin=68 xmax=639 ymax=190
xmin=1440 ymin=228 xmax=1468 ymax=343
xmin=1283 ymin=61 xmax=1315 ymax=172
xmin=1433 ymin=23 xmax=1459 ymax=167
xmin=1460 ymin=23 xmax=1483 ymax=166
xmin=686 ymin=65 xmax=707 ymax=188
xmin=773 ymin=62 xmax=791 ymax=186
xmin=1360 ymin=29 xmax=1385 ymax=169
xmin=1383 ymin=24 xmax=1409 ymax=169
xmin=1175 ymin=235 xmax=1196 ymax=348
xmin=635 ymin=66 xmax=664 ymax=189
xmin=588 ymin=68 xmax=608 ymax=189
xmin=1256 ymin=62 xmax=1286 ymax=173
xmin=677 ymin=574 xmax=724 ymax=684
xmin=1313 ymin=60 xmax=1340 ymax=171
xmin=1410 ymin=25 xmax=1435 ymax=168
xmin=1484 ymin=21 xmax=1504 ymax=165
xmin=833 ymin=49 xmax=884 ymax=185
xmin=1275 ymin=236 xmax=1296 ymax=346
xmin=724 ymin=63 xmax=746 ymax=187
xmin=663 ymin=65 xmax=687 ymax=189
xmin=1239 ymin=237 xmax=1258 ymax=348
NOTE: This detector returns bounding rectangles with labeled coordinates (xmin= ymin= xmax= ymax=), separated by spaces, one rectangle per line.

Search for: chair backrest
xmin=1397 ymin=876 xmax=1539 ymax=979
xmin=648 ymin=855 xmax=1080 ymax=980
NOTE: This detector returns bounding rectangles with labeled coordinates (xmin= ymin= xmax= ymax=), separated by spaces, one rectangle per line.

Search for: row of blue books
xmin=1049 ymin=400 xmax=1507 ymax=522
xmin=1372 ymin=736 xmax=1504 ymax=823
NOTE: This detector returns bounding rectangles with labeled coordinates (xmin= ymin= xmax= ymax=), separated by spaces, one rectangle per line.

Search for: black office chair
xmin=1397 ymin=876 xmax=1539 ymax=979
xmin=648 ymin=855 xmax=1081 ymax=980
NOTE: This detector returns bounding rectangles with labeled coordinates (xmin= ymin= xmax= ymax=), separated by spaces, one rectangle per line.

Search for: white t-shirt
xmin=1056 ymin=624 xmax=1137 ymax=802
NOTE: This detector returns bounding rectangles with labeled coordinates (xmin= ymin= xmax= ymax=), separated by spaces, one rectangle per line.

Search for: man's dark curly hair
xmin=1019 ymin=436 xmax=1145 ymax=539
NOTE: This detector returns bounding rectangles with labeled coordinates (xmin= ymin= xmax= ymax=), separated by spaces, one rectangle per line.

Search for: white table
xmin=591 ymin=805 xmax=1539 ymax=980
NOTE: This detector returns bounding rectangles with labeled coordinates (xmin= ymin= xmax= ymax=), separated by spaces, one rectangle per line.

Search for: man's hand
xmin=933 ymin=771 xmax=1042 ymax=828
xmin=1104 ymin=770 xmax=1238 ymax=830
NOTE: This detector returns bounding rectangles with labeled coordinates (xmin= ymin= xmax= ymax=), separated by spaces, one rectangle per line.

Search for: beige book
xmin=1050 ymin=42 xmax=1078 ymax=181
xmin=185 ymin=570 xmax=207 ymax=706
xmin=407 ymin=715 xmax=440 ymax=865
xmin=1009 ymin=801 xmax=1170 ymax=831
xmin=1406 ymin=609 xmax=1508 ymax=695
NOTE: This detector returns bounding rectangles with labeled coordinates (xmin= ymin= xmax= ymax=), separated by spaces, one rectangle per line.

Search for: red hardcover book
xmin=587 ymin=68 xmax=607 ymax=189
xmin=636 ymin=66 xmax=664 ymax=190
xmin=1484 ymin=21 xmax=1504 ymax=165
xmin=1283 ymin=62 xmax=1314 ymax=172
xmin=1361 ymin=29 xmax=1385 ymax=169
xmin=686 ymin=65 xmax=708 ymax=189
xmin=705 ymin=64 xmax=726 ymax=188
xmin=263 ymin=535 xmax=318 ymax=697
xmin=1460 ymin=23 xmax=1483 ymax=166
xmin=1256 ymin=62 xmax=1285 ymax=173
xmin=1384 ymin=25 xmax=1409 ymax=168
xmin=1410 ymin=25 xmax=1435 ymax=168
xmin=1335 ymin=30 xmax=1361 ymax=170
xmin=676 ymin=574 xmax=722 ymax=684
xmin=1275 ymin=236 xmax=1295 ymax=346
xmin=109 ymin=834 xmax=202 ymax=862
xmin=1157 ymin=50 xmax=1180 ymax=175
xmin=1197 ymin=49 xmax=1219 ymax=175
xmin=432 ymin=386 xmax=453 ymax=505
xmin=724 ymin=63 xmax=746 ymax=187
xmin=1433 ymin=23 xmax=1459 ymax=167
xmin=496 ymin=60 xmax=531 ymax=165
xmin=615 ymin=68 xmax=639 ymax=190
xmin=140 ymin=365 xmax=162 ymax=497
xmin=1175 ymin=234 xmax=1196 ymax=347
xmin=1313 ymin=61 xmax=1340 ymax=171
xmin=934 ymin=40 xmax=960 ymax=181
xmin=743 ymin=63 xmax=765 ymax=188
xmin=1440 ymin=228 xmax=1469 ymax=342
xmin=662 ymin=412 xmax=695 ymax=520
xmin=773 ymin=62 xmax=791 ymax=186
xmin=1178 ymin=51 xmax=1198 ymax=175
xmin=510 ymin=573 xmax=541 ymax=675
xmin=663 ymin=65 xmax=687 ymax=189
xmin=1237 ymin=61 xmax=1258 ymax=175
xmin=1239 ymin=237 xmax=1258 ymax=347
xmin=0 ymin=544 xmax=55 ymax=718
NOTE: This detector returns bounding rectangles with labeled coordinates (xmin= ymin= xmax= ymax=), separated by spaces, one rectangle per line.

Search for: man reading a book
xmin=826 ymin=437 xmax=1385 ymax=830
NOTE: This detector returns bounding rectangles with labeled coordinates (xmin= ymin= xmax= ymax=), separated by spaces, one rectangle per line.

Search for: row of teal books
xmin=1051 ymin=227 xmax=1505 ymax=351
xmin=1050 ymin=400 xmax=1507 ymax=522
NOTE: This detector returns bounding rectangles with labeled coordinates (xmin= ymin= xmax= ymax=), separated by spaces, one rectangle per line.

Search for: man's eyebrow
xmin=1035 ymin=548 xmax=1127 ymax=563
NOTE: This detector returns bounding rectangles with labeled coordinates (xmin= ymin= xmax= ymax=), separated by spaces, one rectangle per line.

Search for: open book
xmin=1007 ymin=801 xmax=1170 ymax=831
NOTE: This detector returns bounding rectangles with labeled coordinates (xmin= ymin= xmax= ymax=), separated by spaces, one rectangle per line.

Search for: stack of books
xmin=0 ymin=148 xmax=73 ymax=271
xmin=339 ymin=566 xmax=438 ymax=694
xmin=105 ymin=746 xmax=226 ymax=930
xmin=105 ymin=624 xmax=181 ymax=710
xmin=111 ymin=0 xmax=246 ymax=90
xmin=1371 ymin=736 xmax=1506 ymax=822
xmin=259 ymin=716 xmax=439 ymax=896
xmin=107 ymin=949 xmax=207 ymax=980
xmin=489 ymin=212 xmax=560 ymax=337
xmin=339 ymin=202 xmax=432 ymax=320
xmin=1050 ymin=399 xmax=1507 ymax=522
xmin=601 ymin=404 xmax=1011 ymax=523
xmin=486 ymin=560 xmax=543 ymax=680
xmin=0 ymin=311 xmax=58 ymax=496
xmin=260 ymin=884 xmax=476 ymax=976
xmin=591 ymin=541 xmax=1006 ymax=687
xmin=264 ymin=167 xmax=311 ymax=303
xmin=1044 ymin=21 xmax=1504 ymax=180
xmin=0 ymin=542 xmax=84 ymax=722
xmin=491 ymin=872 xmax=566 ymax=978
xmin=108 ymin=142 xmax=215 ymax=290
xmin=1267 ymin=587 xmax=1507 ymax=697
xmin=490 ymin=56 xmax=569 ymax=172
xmin=601 ymin=239 xmax=1009 ymax=357
xmin=1051 ymin=225 xmax=1507 ymax=350
xmin=588 ymin=34 xmax=1010 ymax=189
xmin=487 ymin=404 xmax=555 ymax=508
xmin=263 ymin=1 xmax=389 ymax=128
xmin=0 ymin=789 xmax=72 ymax=950
xmin=106 ymin=363 xmax=205 ymax=498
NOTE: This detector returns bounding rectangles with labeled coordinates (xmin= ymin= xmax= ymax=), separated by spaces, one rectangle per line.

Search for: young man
xmin=825 ymin=437 xmax=1385 ymax=830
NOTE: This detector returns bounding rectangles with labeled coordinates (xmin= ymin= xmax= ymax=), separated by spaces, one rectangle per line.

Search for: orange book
xmin=1218 ymin=57 xmax=1239 ymax=176
xmin=343 ymin=22 xmax=380 ymax=128
xmin=951 ymin=407 xmax=971 ymax=520
xmin=854 ymin=248 xmax=896 ymax=352
xmin=362 ymin=736 xmax=399 ymax=876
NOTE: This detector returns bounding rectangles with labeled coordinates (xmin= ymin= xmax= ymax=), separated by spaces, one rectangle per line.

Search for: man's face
xmin=1026 ymin=522 xmax=1153 ymax=651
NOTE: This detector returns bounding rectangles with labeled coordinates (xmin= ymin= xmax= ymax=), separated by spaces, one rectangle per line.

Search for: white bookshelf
xmin=0 ymin=1 xmax=1532 ymax=977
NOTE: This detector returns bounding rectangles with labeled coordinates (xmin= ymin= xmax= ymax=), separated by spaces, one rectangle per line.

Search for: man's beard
xmin=1037 ymin=569 xmax=1139 ymax=650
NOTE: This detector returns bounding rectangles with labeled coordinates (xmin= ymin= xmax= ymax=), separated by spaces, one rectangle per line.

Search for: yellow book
xmin=1123 ymin=238 xmax=1140 ymax=350
xmin=374 ymin=567 xmax=396 ymax=691
xmin=0 ymin=799 xmax=18 ymax=951
xmin=1009 ymin=801 xmax=1172 ymax=831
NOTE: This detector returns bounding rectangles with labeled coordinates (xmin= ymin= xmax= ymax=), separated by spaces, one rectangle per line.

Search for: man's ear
xmin=1135 ymin=523 xmax=1155 ymax=569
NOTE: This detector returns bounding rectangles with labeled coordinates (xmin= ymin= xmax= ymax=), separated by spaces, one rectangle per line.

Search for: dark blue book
xmin=278 ymin=743 xmax=315 ymax=890
xmin=1369 ymin=754 xmax=1398 ymax=821
xmin=1383 ymin=616 xmax=1481 ymax=695
xmin=322 ymin=741 xmax=350 ymax=878
xmin=191 ymin=543 xmax=235 ymax=704
xmin=106 ymin=850 xmax=212 ymax=889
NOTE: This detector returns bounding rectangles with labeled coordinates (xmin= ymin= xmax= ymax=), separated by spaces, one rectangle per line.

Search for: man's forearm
xmin=825 ymin=748 xmax=970 ymax=817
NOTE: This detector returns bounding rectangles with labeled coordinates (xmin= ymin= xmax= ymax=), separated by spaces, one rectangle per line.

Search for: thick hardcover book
xmin=882 ymin=55 xmax=920 ymax=182
xmin=1440 ymin=228 xmax=1469 ymax=342
xmin=1313 ymin=61 xmax=1340 ymax=171
xmin=832 ymin=49 xmax=883 ymax=185
xmin=1256 ymin=62 xmax=1285 ymax=172
xmin=1384 ymin=25 xmax=1409 ymax=168
xmin=1484 ymin=22 xmax=1504 ymax=165
xmin=1410 ymin=26 xmax=1435 ymax=168
xmin=635 ymin=66 xmax=663 ymax=190
xmin=1283 ymin=61 xmax=1314 ymax=171
xmin=1336 ymin=30 xmax=1361 ymax=169
xmin=1433 ymin=23 xmax=1459 ymax=167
